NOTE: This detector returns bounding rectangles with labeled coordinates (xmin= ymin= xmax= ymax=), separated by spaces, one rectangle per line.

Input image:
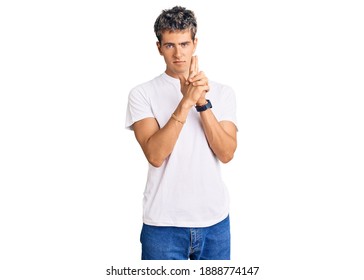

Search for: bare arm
xmin=132 ymin=101 xmax=189 ymax=168
xmin=187 ymin=58 xmax=237 ymax=163
xmin=133 ymin=64 xmax=209 ymax=167
xmin=132 ymin=55 xmax=234 ymax=167
xmin=199 ymin=109 xmax=237 ymax=163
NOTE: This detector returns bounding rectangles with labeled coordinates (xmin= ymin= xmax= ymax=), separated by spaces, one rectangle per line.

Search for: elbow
xmin=219 ymin=144 xmax=237 ymax=164
xmin=219 ymin=153 xmax=234 ymax=164
xmin=146 ymin=155 xmax=164 ymax=168
xmin=143 ymin=146 xmax=168 ymax=168
xmin=149 ymin=160 xmax=164 ymax=168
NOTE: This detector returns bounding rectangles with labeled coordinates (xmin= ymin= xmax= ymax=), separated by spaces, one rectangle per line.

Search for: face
xmin=157 ymin=29 xmax=197 ymax=79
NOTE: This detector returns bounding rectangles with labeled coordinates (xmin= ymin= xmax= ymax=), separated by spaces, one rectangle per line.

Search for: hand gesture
xmin=179 ymin=56 xmax=209 ymax=107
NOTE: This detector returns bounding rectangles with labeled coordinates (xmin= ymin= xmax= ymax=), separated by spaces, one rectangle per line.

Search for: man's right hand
xmin=178 ymin=56 xmax=210 ymax=108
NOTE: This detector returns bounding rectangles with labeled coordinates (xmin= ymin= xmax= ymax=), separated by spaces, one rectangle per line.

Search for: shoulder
xmin=209 ymin=80 xmax=236 ymax=100
xmin=130 ymin=75 xmax=162 ymax=92
xmin=128 ymin=74 xmax=164 ymax=99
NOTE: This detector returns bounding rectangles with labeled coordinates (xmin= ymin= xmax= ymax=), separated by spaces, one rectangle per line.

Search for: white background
xmin=1 ymin=0 xmax=363 ymax=279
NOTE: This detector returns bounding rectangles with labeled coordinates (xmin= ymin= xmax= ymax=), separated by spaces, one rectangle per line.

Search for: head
xmin=154 ymin=6 xmax=197 ymax=44
xmin=154 ymin=6 xmax=198 ymax=78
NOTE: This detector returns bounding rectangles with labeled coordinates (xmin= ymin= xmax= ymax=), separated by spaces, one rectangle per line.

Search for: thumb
xmin=178 ymin=74 xmax=189 ymax=86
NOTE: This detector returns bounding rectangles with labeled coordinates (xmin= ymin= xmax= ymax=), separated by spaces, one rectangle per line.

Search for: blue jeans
xmin=140 ymin=215 xmax=230 ymax=260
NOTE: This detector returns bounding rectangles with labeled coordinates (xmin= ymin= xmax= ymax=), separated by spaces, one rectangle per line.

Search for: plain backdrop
xmin=1 ymin=0 xmax=363 ymax=279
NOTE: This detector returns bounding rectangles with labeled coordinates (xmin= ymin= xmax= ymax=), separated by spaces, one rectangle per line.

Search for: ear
xmin=156 ymin=41 xmax=163 ymax=55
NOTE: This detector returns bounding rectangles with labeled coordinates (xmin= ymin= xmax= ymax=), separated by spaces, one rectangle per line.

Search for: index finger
xmin=194 ymin=55 xmax=199 ymax=74
xmin=188 ymin=56 xmax=198 ymax=81
xmin=189 ymin=56 xmax=196 ymax=75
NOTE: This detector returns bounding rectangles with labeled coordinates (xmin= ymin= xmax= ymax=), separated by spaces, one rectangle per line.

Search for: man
xmin=125 ymin=6 xmax=238 ymax=260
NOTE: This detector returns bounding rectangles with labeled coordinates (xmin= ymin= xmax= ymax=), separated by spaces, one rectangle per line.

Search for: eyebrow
xmin=163 ymin=41 xmax=191 ymax=46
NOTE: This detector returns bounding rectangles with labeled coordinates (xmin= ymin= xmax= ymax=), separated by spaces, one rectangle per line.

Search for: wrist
xmin=196 ymin=98 xmax=208 ymax=106
xmin=180 ymin=97 xmax=195 ymax=110
xmin=195 ymin=99 xmax=212 ymax=112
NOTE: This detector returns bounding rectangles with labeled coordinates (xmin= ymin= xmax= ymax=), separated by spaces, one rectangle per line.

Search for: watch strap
xmin=195 ymin=99 xmax=212 ymax=112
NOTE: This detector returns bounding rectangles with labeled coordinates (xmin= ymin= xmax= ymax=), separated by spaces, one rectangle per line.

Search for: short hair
xmin=154 ymin=6 xmax=197 ymax=43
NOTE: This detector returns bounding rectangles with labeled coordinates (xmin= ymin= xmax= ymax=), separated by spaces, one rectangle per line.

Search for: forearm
xmin=135 ymin=66 xmax=209 ymax=167
xmin=199 ymin=109 xmax=237 ymax=163
xmin=142 ymin=100 xmax=192 ymax=167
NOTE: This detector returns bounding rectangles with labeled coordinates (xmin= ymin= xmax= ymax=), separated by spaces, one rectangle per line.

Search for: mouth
xmin=173 ymin=60 xmax=185 ymax=64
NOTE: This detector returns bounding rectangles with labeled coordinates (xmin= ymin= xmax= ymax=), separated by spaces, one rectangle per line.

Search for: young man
xmin=125 ymin=6 xmax=238 ymax=260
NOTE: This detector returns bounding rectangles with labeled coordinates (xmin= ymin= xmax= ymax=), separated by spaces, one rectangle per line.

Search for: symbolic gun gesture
xmin=178 ymin=56 xmax=210 ymax=107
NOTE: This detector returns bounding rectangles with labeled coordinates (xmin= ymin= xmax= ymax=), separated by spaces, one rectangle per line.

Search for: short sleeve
xmin=125 ymin=86 xmax=155 ymax=130
xmin=218 ymin=86 xmax=238 ymax=130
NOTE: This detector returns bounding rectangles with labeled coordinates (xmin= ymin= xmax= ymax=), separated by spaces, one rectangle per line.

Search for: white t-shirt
xmin=125 ymin=72 xmax=237 ymax=227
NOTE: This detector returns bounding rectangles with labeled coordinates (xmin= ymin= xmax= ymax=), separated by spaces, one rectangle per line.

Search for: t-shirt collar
xmin=162 ymin=72 xmax=180 ymax=85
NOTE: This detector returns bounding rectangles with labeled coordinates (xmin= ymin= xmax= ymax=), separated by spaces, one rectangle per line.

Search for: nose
xmin=173 ymin=46 xmax=182 ymax=58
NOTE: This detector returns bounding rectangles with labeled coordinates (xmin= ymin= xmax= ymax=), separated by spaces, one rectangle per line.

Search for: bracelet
xmin=171 ymin=113 xmax=185 ymax=124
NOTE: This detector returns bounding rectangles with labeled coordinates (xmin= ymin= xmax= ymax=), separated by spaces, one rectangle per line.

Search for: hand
xmin=189 ymin=70 xmax=209 ymax=105
xmin=187 ymin=55 xmax=199 ymax=84
xmin=179 ymin=56 xmax=210 ymax=107
xmin=178 ymin=74 xmax=209 ymax=107
xmin=187 ymin=56 xmax=209 ymax=86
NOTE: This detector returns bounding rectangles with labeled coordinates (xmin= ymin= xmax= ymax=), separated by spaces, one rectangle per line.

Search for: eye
xmin=181 ymin=42 xmax=189 ymax=48
xmin=165 ymin=44 xmax=174 ymax=49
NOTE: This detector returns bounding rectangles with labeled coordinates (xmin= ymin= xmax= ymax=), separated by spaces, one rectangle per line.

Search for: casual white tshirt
xmin=125 ymin=72 xmax=237 ymax=227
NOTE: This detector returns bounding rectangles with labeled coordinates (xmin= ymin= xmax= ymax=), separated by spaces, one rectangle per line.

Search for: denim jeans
xmin=140 ymin=215 xmax=230 ymax=260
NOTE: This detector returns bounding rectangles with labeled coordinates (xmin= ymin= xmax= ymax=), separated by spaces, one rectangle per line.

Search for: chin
xmin=173 ymin=68 xmax=188 ymax=75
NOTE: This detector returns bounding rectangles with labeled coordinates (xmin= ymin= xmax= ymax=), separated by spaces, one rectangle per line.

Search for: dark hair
xmin=154 ymin=6 xmax=197 ymax=43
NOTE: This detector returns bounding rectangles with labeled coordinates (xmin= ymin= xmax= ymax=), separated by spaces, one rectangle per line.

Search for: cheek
xmin=163 ymin=55 xmax=173 ymax=65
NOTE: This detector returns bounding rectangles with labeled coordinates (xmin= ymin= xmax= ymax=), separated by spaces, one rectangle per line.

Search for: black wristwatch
xmin=195 ymin=99 xmax=212 ymax=112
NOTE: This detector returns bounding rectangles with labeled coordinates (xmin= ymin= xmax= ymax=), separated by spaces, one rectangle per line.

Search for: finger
xmin=190 ymin=71 xmax=207 ymax=83
xmin=178 ymin=74 xmax=188 ymax=87
xmin=192 ymin=80 xmax=208 ymax=87
xmin=191 ymin=56 xmax=199 ymax=80
xmin=190 ymin=72 xmax=208 ymax=87
xmin=189 ymin=56 xmax=196 ymax=74
xmin=201 ymin=84 xmax=210 ymax=93
xmin=191 ymin=78 xmax=208 ymax=87
xmin=192 ymin=71 xmax=207 ymax=81
xmin=194 ymin=84 xmax=210 ymax=93
xmin=188 ymin=56 xmax=197 ymax=81
xmin=195 ymin=55 xmax=199 ymax=74
xmin=178 ymin=74 xmax=185 ymax=83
